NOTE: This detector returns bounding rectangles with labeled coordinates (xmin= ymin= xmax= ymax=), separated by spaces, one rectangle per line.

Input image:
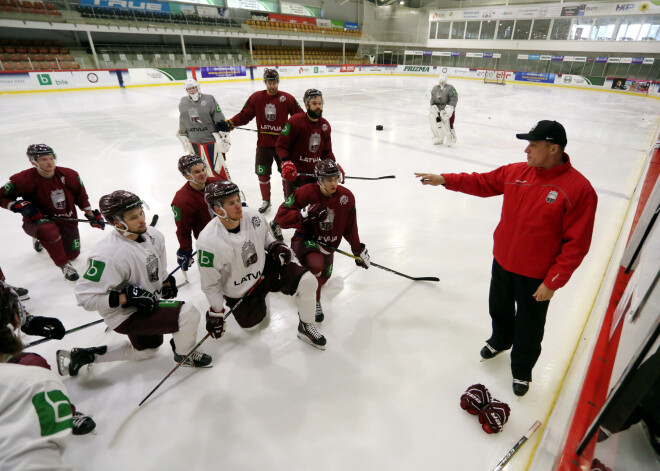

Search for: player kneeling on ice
xmin=197 ymin=180 xmax=326 ymax=350
xmin=429 ymin=73 xmax=458 ymax=146
xmin=58 ymin=190 xmax=212 ymax=377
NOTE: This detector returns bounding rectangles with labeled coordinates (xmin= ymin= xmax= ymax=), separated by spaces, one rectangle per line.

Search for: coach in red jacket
xmin=415 ymin=120 xmax=598 ymax=397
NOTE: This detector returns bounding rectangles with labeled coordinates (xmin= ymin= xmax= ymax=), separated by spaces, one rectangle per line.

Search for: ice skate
xmin=60 ymin=262 xmax=79 ymax=281
xmin=297 ymin=320 xmax=326 ymax=350
xmin=258 ymin=200 xmax=271 ymax=214
xmin=170 ymin=339 xmax=212 ymax=368
xmin=57 ymin=346 xmax=107 ymax=376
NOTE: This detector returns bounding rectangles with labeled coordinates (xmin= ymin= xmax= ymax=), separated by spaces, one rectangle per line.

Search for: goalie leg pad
xmin=429 ymin=105 xmax=448 ymax=143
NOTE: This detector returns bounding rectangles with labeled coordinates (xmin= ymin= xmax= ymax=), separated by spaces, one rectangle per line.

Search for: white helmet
xmin=438 ymin=73 xmax=448 ymax=86
xmin=185 ymin=78 xmax=200 ymax=102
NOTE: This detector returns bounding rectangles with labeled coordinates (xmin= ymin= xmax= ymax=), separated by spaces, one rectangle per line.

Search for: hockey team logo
xmin=251 ymin=216 xmax=261 ymax=229
xmin=279 ymin=95 xmax=286 ymax=102
xmin=146 ymin=253 xmax=159 ymax=282
xmin=340 ymin=195 xmax=349 ymax=205
xmin=309 ymin=133 xmax=321 ymax=153
xmin=546 ymin=190 xmax=558 ymax=204
xmin=83 ymin=259 xmax=106 ymax=282
xmin=265 ymin=103 xmax=276 ymax=122
xmin=50 ymin=189 xmax=66 ymax=210
xmin=319 ymin=208 xmax=335 ymax=231
xmin=188 ymin=108 xmax=201 ymax=123
xmin=241 ymin=241 xmax=258 ymax=267
xmin=322 ymin=123 xmax=328 ymax=132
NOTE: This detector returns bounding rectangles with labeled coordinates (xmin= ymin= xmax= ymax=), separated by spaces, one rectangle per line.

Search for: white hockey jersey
xmin=74 ymin=227 xmax=169 ymax=330
xmin=0 ymin=363 xmax=72 ymax=471
xmin=196 ymin=207 xmax=275 ymax=310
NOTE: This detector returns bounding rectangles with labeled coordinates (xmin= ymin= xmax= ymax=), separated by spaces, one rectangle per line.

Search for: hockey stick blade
xmin=491 ymin=420 xmax=541 ymax=471
xmin=345 ymin=175 xmax=396 ymax=180
xmin=150 ymin=214 xmax=159 ymax=227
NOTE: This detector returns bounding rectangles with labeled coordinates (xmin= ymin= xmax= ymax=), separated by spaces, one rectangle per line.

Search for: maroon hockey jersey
xmin=0 ymin=167 xmax=91 ymax=225
xmin=275 ymin=183 xmax=361 ymax=252
xmin=230 ymin=90 xmax=303 ymax=148
xmin=171 ymin=177 xmax=221 ymax=252
xmin=276 ymin=113 xmax=335 ymax=175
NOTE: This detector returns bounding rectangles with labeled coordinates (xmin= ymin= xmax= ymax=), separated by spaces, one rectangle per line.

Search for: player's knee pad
xmin=36 ymin=223 xmax=61 ymax=243
xmin=177 ymin=303 xmax=201 ymax=335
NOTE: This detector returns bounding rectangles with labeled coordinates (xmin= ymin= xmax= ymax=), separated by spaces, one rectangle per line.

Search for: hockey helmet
xmin=438 ymin=73 xmax=448 ymax=85
xmin=99 ymin=190 xmax=144 ymax=223
xmin=0 ymin=281 xmax=26 ymax=329
xmin=263 ymin=68 xmax=280 ymax=83
xmin=204 ymin=180 xmax=240 ymax=209
xmin=184 ymin=78 xmax=201 ymax=101
xmin=26 ymin=144 xmax=56 ymax=164
xmin=178 ymin=154 xmax=205 ymax=176
xmin=315 ymin=159 xmax=341 ymax=180
xmin=303 ymin=88 xmax=323 ymax=106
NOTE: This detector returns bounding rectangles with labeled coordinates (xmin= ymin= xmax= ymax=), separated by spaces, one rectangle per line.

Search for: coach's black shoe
xmin=513 ymin=379 xmax=530 ymax=397
xmin=480 ymin=342 xmax=504 ymax=361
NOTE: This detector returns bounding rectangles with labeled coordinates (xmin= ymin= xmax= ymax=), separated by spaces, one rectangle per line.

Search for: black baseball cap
xmin=516 ymin=120 xmax=567 ymax=147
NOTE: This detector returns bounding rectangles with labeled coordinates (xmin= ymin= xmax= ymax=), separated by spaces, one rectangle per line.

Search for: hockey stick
xmin=139 ymin=275 xmax=265 ymax=407
xmin=491 ymin=420 xmax=541 ymax=471
xmin=235 ymin=127 xmax=280 ymax=136
xmin=50 ymin=214 xmax=158 ymax=226
xmin=149 ymin=214 xmax=159 ymax=227
xmin=177 ymin=271 xmax=190 ymax=289
xmin=26 ymin=319 xmax=104 ymax=348
xmin=317 ymin=242 xmax=439 ymax=282
xmin=298 ymin=172 xmax=395 ymax=181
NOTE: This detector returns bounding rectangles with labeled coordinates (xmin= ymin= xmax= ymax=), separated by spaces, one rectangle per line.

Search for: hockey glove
xmin=205 ymin=308 xmax=226 ymax=339
xmin=281 ymin=160 xmax=298 ymax=182
xmin=161 ymin=275 xmax=178 ymax=299
xmin=338 ymin=163 xmax=346 ymax=184
xmin=478 ymin=399 xmax=510 ymax=434
xmin=122 ymin=285 xmax=157 ymax=314
xmin=225 ymin=119 xmax=235 ymax=131
xmin=86 ymin=209 xmax=105 ymax=230
xmin=268 ymin=241 xmax=292 ymax=266
xmin=216 ymin=120 xmax=230 ymax=133
xmin=444 ymin=105 xmax=454 ymax=118
xmin=353 ymin=243 xmax=371 ymax=269
xmin=300 ymin=204 xmax=328 ymax=223
xmin=213 ymin=131 xmax=231 ymax=154
xmin=21 ymin=314 xmax=65 ymax=339
xmin=176 ymin=248 xmax=194 ymax=272
xmin=460 ymin=384 xmax=491 ymax=415
xmin=10 ymin=200 xmax=43 ymax=222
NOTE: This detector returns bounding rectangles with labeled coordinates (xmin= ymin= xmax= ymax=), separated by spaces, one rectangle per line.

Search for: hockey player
xmin=274 ymin=159 xmax=370 ymax=322
xmin=177 ymin=79 xmax=232 ymax=180
xmin=171 ymin=155 xmax=222 ymax=272
xmin=0 ymin=266 xmax=29 ymax=300
xmin=0 ymin=144 xmax=105 ymax=281
xmin=227 ymin=68 xmax=304 ymax=214
xmin=197 ymin=180 xmax=326 ymax=349
xmin=429 ymin=73 xmax=458 ymax=146
xmin=58 ymin=190 xmax=212 ymax=378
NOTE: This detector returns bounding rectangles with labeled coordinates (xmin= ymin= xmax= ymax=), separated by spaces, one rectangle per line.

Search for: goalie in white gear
xmin=177 ymin=78 xmax=232 ymax=180
xmin=196 ymin=180 xmax=327 ymax=350
xmin=61 ymin=190 xmax=212 ymax=377
xmin=429 ymin=72 xmax=458 ymax=146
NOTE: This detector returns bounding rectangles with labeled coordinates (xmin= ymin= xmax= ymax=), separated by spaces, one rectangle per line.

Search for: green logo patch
xmin=83 ymin=259 xmax=106 ymax=282
xmin=303 ymin=240 xmax=319 ymax=249
xmin=324 ymin=264 xmax=333 ymax=277
xmin=284 ymin=194 xmax=295 ymax=208
xmin=158 ymin=299 xmax=181 ymax=307
xmin=216 ymin=104 xmax=222 ymax=113
xmin=32 ymin=390 xmax=73 ymax=436
xmin=3 ymin=181 xmax=15 ymax=196
xmin=37 ymin=74 xmax=52 ymax=85
xmin=281 ymin=123 xmax=290 ymax=136
xmin=256 ymin=165 xmax=266 ymax=175
xmin=198 ymin=250 xmax=214 ymax=268
xmin=72 ymin=239 xmax=81 ymax=251
xmin=171 ymin=205 xmax=181 ymax=221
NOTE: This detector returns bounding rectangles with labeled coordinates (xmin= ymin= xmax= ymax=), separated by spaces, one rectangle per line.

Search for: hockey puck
xmin=376 ymin=125 xmax=384 ymax=131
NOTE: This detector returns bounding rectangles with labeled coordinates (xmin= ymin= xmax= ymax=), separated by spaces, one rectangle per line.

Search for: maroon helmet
xmin=26 ymin=144 xmax=56 ymax=164
xmin=263 ymin=68 xmax=279 ymax=83
xmin=99 ymin=190 xmax=144 ymax=223
xmin=303 ymin=88 xmax=322 ymax=105
xmin=315 ymin=159 xmax=340 ymax=179
xmin=204 ymin=180 xmax=240 ymax=208
xmin=178 ymin=154 xmax=205 ymax=176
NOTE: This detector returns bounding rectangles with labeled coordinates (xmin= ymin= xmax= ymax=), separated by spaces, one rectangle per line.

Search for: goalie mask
xmin=185 ymin=78 xmax=201 ymax=102
xmin=438 ymin=73 xmax=448 ymax=86
xmin=26 ymin=144 xmax=56 ymax=165
xmin=99 ymin=190 xmax=148 ymax=235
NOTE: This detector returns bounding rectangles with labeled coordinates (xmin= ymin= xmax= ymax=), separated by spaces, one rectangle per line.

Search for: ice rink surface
xmin=1 ymin=75 xmax=658 ymax=470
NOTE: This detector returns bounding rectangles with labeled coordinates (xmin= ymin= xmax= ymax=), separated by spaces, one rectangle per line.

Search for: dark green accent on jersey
xmin=2 ymin=181 xmax=15 ymax=196
xmin=198 ymin=250 xmax=215 ymax=268
xmin=284 ymin=194 xmax=295 ymax=208
xmin=72 ymin=239 xmax=81 ymax=251
xmin=32 ymin=390 xmax=73 ymax=436
xmin=324 ymin=264 xmax=333 ymax=277
xmin=281 ymin=123 xmax=290 ymax=135
xmin=303 ymin=240 xmax=319 ymax=249
xmin=172 ymin=205 xmax=181 ymax=221
xmin=158 ymin=299 xmax=182 ymax=308
xmin=83 ymin=259 xmax=106 ymax=282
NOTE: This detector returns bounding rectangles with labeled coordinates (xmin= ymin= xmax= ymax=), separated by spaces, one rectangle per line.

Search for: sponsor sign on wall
xmin=128 ymin=68 xmax=187 ymax=84
xmin=281 ymin=2 xmax=320 ymax=17
xmin=331 ymin=20 xmax=344 ymax=28
xmin=344 ymin=22 xmax=358 ymax=30
xmin=316 ymin=18 xmax=331 ymax=27
xmin=515 ymin=71 xmax=555 ymax=83
xmin=340 ymin=65 xmax=355 ymax=73
xmin=200 ymin=66 xmax=246 ymax=78
xmin=227 ymin=0 xmax=278 ymax=12
xmin=0 ymin=72 xmax=31 ymax=91
xmin=269 ymin=13 xmax=315 ymax=24
xmin=78 ymin=0 xmax=170 ymax=12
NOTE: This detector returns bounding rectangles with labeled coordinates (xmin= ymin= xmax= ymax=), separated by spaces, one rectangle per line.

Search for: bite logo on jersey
xmin=158 ymin=300 xmax=182 ymax=308
xmin=340 ymin=195 xmax=349 ymax=205
xmin=146 ymin=253 xmax=159 ymax=282
xmin=324 ymin=264 xmax=333 ymax=277
xmin=265 ymin=103 xmax=276 ymax=122
xmin=281 ymin=123 xmax=290 ymax=136
xmin=198 ymin=250 xmax=214 ymax=267
xmin=83 ymin=259 xmax=106 ymax=282
xmin=51 ymin=189 xmax=66 ymax=210
xmin=171 ymin=205 xmax=181 ymax=221
xmin=283 ymin=194 xmax=295 ymax=208
xmin=257 ymin=165 xmax=266 ymax=175
xmin=319 ymin=208 xmax=334 ymax=231
xmin=546 ymin=190 xmax=558 ymax=204
xmin=251 ymin=216 xmax=261 ymax=229
xmin=32 ymin=390 xmax=73 ymax=436
xmin=3 ymin=181 xmax=15 ymax=196
xmin=242 ymin=241 xmax=258 ymax=267
xmin=309 ymin=133 xmax=321 ymax=153
xmin=72 ymin=239 xmax=80 ymax=251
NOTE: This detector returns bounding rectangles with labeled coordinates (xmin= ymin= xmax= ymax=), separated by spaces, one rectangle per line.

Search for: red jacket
xmin=171 ymin=177 xmax=221 ymax=252
xmin=442 ymin=155 xmax=597 ymax=290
